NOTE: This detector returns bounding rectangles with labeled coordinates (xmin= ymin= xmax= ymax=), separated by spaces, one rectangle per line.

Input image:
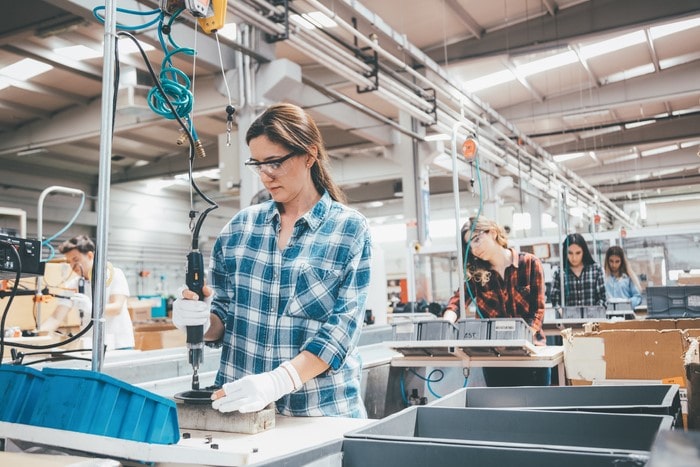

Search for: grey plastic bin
xmin=429 ymin=384 xmax=683 ymax=428
xmin=391 ymin=319 xmax=456 ymax=341
xmin=455 ymin=318 xmax=489 ymax=339
xmin=345 ymin=406 xmax=672 ymax=454
xmin=342 ymin=438 xmax=651 ymax=467
xmin=487 ymin=317 xmax=532 ymax=341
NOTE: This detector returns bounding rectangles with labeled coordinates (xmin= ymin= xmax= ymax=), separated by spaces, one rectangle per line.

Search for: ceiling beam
xmin=46 ymin=0 xmax=260 ymax=70
xmin=444 ymin=0 xmax=484 ymax=39
xmin=577 ymin=147 xmax=700 ymax=181
xmin=596 ymin=172 xmax=700 ymax=195
xmin=545 ymin=113 xmax=700 ymax=154
xmin=3 ymin=43 xmax=103 ymax=81
xmin=424 ymin=0 xmax=700 ymax=63
xmin=500 ymin=60 xmax=700 ymax=122
xmin=0 ymin=74 xmax=230 ymax=155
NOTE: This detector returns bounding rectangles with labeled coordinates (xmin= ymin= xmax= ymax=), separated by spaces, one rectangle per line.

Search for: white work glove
xmin=172 ymin=286 xmax=212 ymax=334
xmin=442 ymin=309 xmax=458 ymax=324
xmin=71 ymin=293 xmax=92 ymax=314
xmin=211 ymin=361 xmax=302 ymax=413
xmin=39 ymin=316 xmax=62 ymax=333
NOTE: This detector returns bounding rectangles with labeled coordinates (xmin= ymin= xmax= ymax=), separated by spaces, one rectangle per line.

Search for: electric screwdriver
xmin=185 ymin=250 xmax=205 ymax=390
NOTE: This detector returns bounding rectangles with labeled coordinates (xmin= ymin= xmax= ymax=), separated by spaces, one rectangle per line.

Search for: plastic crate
xmin=137 ymin=294 xmax=167 ymax=318
xmin=346 ymin=406 xmax=672 ymax=454
xmin=342 ymin=438 xmax=651 ymax=467
xmin=391 ymin=320 xmax=420 ymax=341
xmin=30 ymin=368 xmax=180 ymax=444
xmin=417 ymin=321 xmax=456 ymax=340
xmin=486 ymin=318 xmax=531 ymax=341
xmin=647 ymin=286 xmax=700 ymax=318
xmin=562 ymin=306 xmax=607 ymax=319
xmin=429 ymin=385 xmax=683 ymax=428
xmin=455 ymin=319 xmax=489 ymax=340
xmin=391 ymin=319 xmax=456 ymax=341
xmin=0 ymin=365 xmax=46 ymax=424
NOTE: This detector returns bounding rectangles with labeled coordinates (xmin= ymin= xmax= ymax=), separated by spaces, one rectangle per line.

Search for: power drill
xmin=185 ymin=250 xmax=205 ymax=390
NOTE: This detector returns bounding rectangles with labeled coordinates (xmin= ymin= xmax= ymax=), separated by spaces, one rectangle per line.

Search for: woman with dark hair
xmin=442 ymin=216 xmax=549 ymax=386
xmin=550 ymin=233 xmax=606 ymax=308
xmin=604 ymin=245 xmax=642 ymax=309
xmin=173 ymin=103 xmax=372 ymax=417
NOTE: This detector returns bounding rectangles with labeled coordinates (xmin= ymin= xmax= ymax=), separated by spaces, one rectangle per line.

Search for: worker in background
xmin=441 ymin=216 xmax=548 ymax=386
xmin=173 ymin=103 xmax=372 ymax=417
xmin=550 ymin=233 xmax=606 ymax=309
xmin=40 ymin=235 xmax=134 ymax=350
xmin=604 ymin=245 xmax=642 ymax=309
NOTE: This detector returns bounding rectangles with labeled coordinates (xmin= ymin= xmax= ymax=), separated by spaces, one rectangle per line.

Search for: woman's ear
xmin=306 ymin=146 xmax=318 ymax=167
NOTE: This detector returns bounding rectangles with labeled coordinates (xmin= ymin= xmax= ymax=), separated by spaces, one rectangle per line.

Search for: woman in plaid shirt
xmin=173 ymin=103 xmax=372 ymax=417
xmin=550 ymin=233 xmax=606 ymax=309
xmin=442 ymin=217 xmax=549 ymax=386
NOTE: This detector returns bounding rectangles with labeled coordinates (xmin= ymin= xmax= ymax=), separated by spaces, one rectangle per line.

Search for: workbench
xmin=0 ymin=415 xmax=372 ymax=466
xmin=388 ymin=340 xmax=566 ymax=386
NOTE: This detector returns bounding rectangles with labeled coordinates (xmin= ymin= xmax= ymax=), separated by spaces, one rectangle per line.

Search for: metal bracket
xmin=352 ymin=18 xmax=379 ymax=93
xmin=265 ymin=0 xmax=290 ymax=43
xmin=420 ymin=87 xmax=437 ymax=127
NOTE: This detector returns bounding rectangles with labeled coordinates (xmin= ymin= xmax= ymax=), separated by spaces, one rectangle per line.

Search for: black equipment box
xmin=647 ymin=286 xmax=700 ymax=318
xmin=0 ymin=234 xmax=45 ymax=278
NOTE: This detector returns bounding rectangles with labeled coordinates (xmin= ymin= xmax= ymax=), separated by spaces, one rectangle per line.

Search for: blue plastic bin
xmin=137 ymin=294 xmax=167 ymax=318
xmin=0 ymin=365 xmax=46 ymax=424
xmin=30 ymin=368 xmax=180 ymax=444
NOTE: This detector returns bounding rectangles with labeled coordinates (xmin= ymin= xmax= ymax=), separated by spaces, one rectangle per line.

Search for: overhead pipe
xmin=235 ymin=1 xmax=438 ymax=124
xmin=331 ymin=0 xmax=634 ymax=226
xmin=238 ymin=0 xmax=634 ymax=226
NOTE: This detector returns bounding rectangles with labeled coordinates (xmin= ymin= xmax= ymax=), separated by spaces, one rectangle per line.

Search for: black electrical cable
xmin=116 ymin=30 xmax=218 ymax=250
xmin=11 ymin=347 xmax=93 ymax=366
xmin=0 ymin=239 xmax=22 ymax=364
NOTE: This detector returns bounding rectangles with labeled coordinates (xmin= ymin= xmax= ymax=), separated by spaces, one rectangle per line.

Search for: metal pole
xmin=451 ymin=122 xmax=469 ymax=319
xmin=92 ymin=0 xmax=118 ymax=372
xmin=558 ymin=186 xmax=567 ymax=309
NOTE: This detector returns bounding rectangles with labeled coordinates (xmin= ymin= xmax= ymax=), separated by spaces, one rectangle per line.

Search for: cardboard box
xmin=678 ymin=273 xmax=700 ymax=286
xmin=127 ymin=299 xmax=152 ymax=322
xmin=586 ymin=318 xmax=700 ymax=332
xmin=563 ymin=328 xmax=691 ymax=384
xmin=684 ymin=338 xmax=700 ymax=430
xmin=133 ymin=321 xmax=184 ymax=351
xmin=565 ymin=323 xmax=696 ymax=428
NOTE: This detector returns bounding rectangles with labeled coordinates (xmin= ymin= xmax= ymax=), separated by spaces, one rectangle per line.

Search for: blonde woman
xmin=443 ymin=216 xmax=548 ymax=386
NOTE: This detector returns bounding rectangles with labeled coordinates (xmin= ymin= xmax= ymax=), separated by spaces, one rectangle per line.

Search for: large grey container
xmin=487 ymin=317 xmax=531 ymax=341
xmin=391 ymin=319 xmax=456 ymax=341
xmin=562 ymin=305 xmax=607 ymax=319
xmin=455 ymin=318 xmax=489 ymax=339
xmin=345 ymin=406 xmax=672 ymax=454
xmin=417 ymin=320 xmax=456 ymax=340
xmin=342 ymin=438 xmax=651 ymax=467
xmin=429 ymin=384 xmax=682 ymax=428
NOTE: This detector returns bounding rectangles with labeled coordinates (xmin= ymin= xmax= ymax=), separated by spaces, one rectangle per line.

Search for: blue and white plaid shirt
xmin=210 ymin=191 xmax=372 ymax=417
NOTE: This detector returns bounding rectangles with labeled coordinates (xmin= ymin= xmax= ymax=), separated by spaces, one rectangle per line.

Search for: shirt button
xmin=266 ymin=347 xmax=272 ymax=353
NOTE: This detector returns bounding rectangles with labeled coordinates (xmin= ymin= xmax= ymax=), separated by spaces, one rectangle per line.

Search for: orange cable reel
xmin=462 ymin=136 xmax=479 ymax=160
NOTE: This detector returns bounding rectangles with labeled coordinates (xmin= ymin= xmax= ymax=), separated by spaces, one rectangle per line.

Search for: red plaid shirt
xmin=445 ymin=249 xmax=546 ymax=345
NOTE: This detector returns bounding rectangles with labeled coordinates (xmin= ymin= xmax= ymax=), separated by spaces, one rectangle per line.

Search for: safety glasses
xmin=244 ymin=151 xmax=302 ymax=177
xmin=468 ymin=230 xmax=489 ymax=245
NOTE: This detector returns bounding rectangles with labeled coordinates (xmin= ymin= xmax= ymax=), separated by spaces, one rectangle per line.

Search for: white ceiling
xmin=1 ymin=0 xmax=700 ymax=226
